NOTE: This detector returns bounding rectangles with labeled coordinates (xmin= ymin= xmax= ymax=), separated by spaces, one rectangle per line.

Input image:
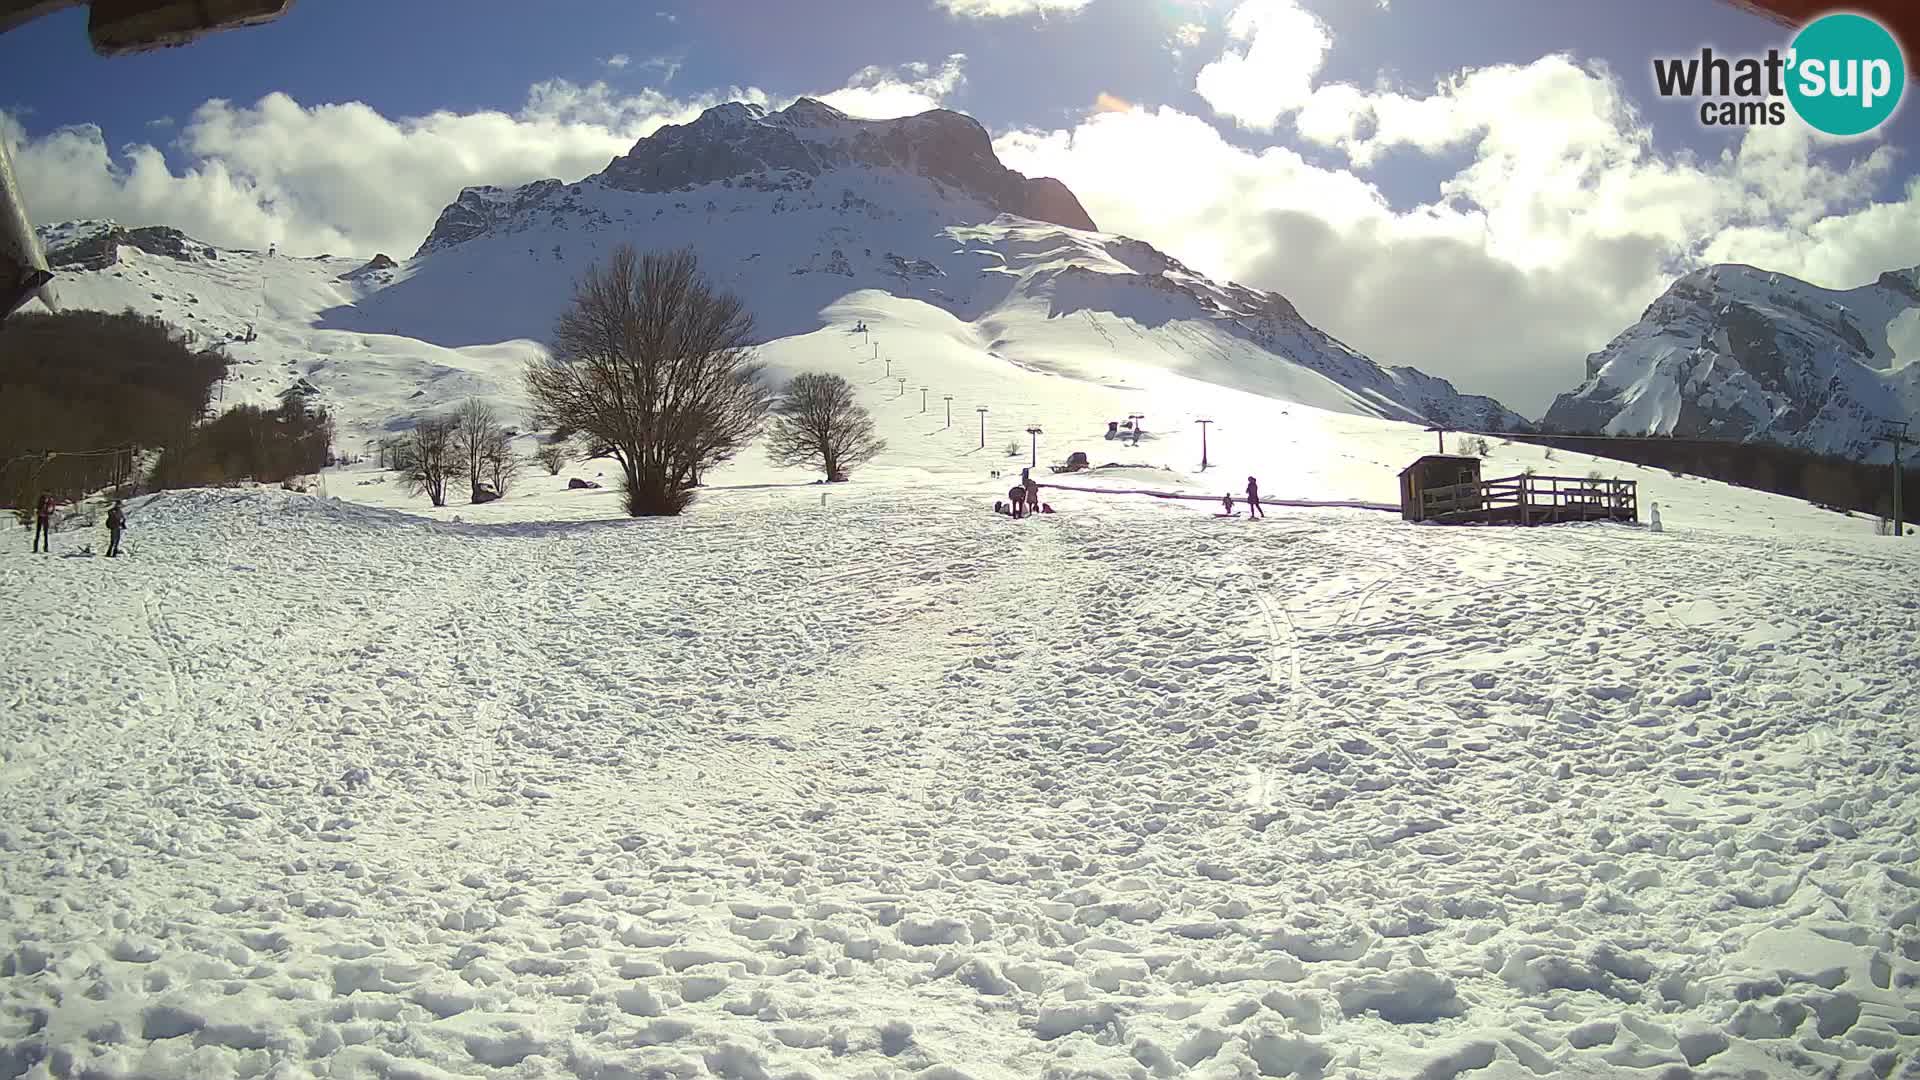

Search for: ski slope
xmin=8 ymin=99 xmax=1918 ymax=1076
xmin=15 ymin=221 xmax=1920 ymax=1080
xmin=6 ymin=382 xmax=1920 ymax=1078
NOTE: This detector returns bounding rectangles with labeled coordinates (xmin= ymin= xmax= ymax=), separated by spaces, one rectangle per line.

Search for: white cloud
xmin=1172 ymin=23 xmax=1207 ymax=48
xmin=817 ymin=54 xmax=967 ymax=119
xmin=1 ymin=82 xmax=769 ymax=261
xmin=0 ymin=53 xmax=969 ymax=265
xmin=1192 ymin=0 xmax=1333 ymax=131
xmin=932 ymin=0 xmax=1093 ymax=18
xmin=603 ymin=54 xmax=631 ymax=69
xmin=998 ymin=37 xmax=1920 ymax=416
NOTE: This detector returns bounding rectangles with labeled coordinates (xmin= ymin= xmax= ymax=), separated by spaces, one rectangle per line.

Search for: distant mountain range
xmin=27 ymin=98 xmax=1531 ymax=441
xmin=26 ymin=97 xmax=1917 ymax=462
xmin=1545 ymin=262 xmax=1920 ymax=463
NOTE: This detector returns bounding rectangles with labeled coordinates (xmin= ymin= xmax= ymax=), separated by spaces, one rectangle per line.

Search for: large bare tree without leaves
xmin=400 ymin=414 xmax=463 ymax=507
xmin=451 ymin=397 xmax=508 ymax=503
xmin=525 ymin=245 xmax=771 ymax=516
xmin=480 ymin=429 xmax=520 ymax=497
xmin=765 ymin=372 xmax=887 ymax=481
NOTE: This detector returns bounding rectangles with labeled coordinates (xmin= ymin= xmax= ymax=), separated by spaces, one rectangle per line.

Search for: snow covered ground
xmin=5 ymin=400 xmax=1920 ymax=1078
xmin=13 ymin=167 xmax=1920 ymax=1076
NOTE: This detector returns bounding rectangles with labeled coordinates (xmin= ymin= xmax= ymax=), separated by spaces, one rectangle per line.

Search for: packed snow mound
xmin=1544 ymin=262 xmax=1920 ymax=462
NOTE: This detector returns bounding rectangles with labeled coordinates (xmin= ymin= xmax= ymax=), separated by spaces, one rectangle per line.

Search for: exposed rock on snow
xmin=43 ymin=221 xmax=219 ymax=271
xmin=338 ymin=252 xmax=398 ymax=281
xmin=594 ymin=98 xmax=1096 ymax=232
xmin=1545 ymin=262 xmax=1920 ymax=461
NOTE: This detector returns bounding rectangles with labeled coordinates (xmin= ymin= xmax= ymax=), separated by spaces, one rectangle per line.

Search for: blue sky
xmin=4 ymin=0 xmax=1909 ymax=199
xmin=2 ymin=0 xmax=1914 ymax=413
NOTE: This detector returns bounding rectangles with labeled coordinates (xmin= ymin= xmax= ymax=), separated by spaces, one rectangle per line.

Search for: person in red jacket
xmin=32 ymin=493 xmax=54 ymax=553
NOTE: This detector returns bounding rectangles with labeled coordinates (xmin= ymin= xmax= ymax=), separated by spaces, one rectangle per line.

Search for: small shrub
xmin=1005 ymin=440 xmax=1020 ymax=457
xmin=533 ymin=440 xmax=572 ymax=476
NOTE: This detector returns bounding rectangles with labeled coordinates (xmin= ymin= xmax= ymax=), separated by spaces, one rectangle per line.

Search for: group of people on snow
xmin=997 ymin=470 xmax=1267 ymax=521
xmin=26 ymin=492 xmax=127 ymax=557
xmin=1223 ymin=476 xmax=1264 ymax=518
xmin=1001 ymin=469 xmax=1050 ymax=518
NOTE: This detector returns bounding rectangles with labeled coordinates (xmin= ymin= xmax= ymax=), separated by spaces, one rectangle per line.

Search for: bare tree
xmin=452 ymin=397 xmax=505 ymax=503
xmin=533 ymin=438 xmax=572 ymax=476
xmin=401 ymin=414 xmax=463 ymax=507
xmin=481 ymin=429 xmax=521 ymax=496
xmin=765 ymin=372 xmax=886 ymax=481
xmin=524 ymin=245 xmax=772 ymax=516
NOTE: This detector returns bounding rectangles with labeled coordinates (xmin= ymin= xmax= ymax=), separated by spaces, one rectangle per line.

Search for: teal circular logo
xmin=1786 ymin=13 xmax=1906 ymax=136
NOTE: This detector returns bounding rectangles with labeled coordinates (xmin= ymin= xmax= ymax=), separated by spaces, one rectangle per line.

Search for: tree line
xmin=1 ymin=307 xmax=334 ymax=511
xmin=1499 ymin=431 xmax=1916 ymax=526
xmin=2 ymin=308 xmax=340 ymax=512
xmin=392 ymin=244 xmax=885 ymax=515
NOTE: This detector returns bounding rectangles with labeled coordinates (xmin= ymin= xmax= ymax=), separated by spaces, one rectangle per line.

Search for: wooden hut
xmin=1399 ymin=454 xmax=1640 ymax=526
xmin=1399 ymin=455 xmax=1483 ymax=522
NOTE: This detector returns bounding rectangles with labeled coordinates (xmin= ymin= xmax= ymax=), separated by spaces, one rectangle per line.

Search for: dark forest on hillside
xmin=148 ymin=391 xmax=337 ymax=491
xmin=1501 ymin=432 xmax=1915 ymax=527
xmin=2 ymin=310 xmax=335 ymax=509
xmin=1 ymin=309 xmax=228 ymax=507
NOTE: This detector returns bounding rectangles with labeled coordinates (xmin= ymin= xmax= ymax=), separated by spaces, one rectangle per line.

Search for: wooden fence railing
xmin=1422 ymin=474 xmax=1637 ymax=524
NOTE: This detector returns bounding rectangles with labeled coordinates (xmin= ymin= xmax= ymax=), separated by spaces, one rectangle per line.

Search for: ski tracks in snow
xmin=1 ymin=490 xmax=1918 ymax=1079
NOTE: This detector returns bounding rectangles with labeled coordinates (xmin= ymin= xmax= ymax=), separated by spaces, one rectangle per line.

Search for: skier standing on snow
xmin=1222 ymin=492 xmax=1235 ymax=515
xmin=1008 ymin=484 xmax=1027 ymax=519
xmin=1022 ymin=469 xmax=1040 ymax=513
xmin=105 ymin=500 xmax=126 ymax=557
xmin=1245 ymin=476 xmax=1264 ymax=519
xmin=31 ymin=493 xmax=54 ymax=553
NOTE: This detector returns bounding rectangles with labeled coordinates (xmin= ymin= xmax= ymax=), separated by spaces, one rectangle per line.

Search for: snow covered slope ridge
xmin=1545 ymin=262 xmax=1920 ymax=462
xmin=418 ymin=97 xmax=1097 ymax=255
xmin=29 ymin=96 xmax=1529 ymax=448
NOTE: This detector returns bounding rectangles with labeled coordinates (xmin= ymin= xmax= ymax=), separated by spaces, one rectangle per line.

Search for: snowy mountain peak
xmin=412 ymin=98 xmax=1096 ymax=258
xmin=597 ymin=98 xmax=1092 ymax=228
xmin=41 ymin=220 xmax=222 ymax=272
xmin=1545 ymin=262 xmax=1920 ymax=460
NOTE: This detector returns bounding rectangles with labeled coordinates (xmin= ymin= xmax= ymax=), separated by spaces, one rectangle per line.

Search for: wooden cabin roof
xmin=1398 ymin=454 xmax=1483 ymax=478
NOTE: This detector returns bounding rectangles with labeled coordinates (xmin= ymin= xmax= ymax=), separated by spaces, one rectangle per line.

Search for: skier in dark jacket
xmin=1245 ymin=476 xmax=1264 ymax=518
xmin=1008 ymin=485 xmax=1027 ymax=518
xmin=32 ymin=493 xmax=54 ymax=553
xmin=105 ymin=501 xmax=126 ymax=557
